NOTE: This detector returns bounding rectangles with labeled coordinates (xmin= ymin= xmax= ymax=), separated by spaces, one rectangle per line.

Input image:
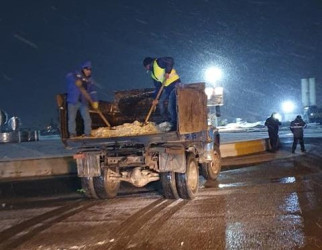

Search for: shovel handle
xmin=93 ymin=109 xmax=111 ymax=127
xmin=143 ymin=83 xmax=165 ymax=125
xmin=77 ymin=84 xmax=111 ymax=127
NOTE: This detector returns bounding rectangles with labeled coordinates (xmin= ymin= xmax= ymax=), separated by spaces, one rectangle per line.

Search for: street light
xmin=204 ymin=66 xmax=224 ymax=102
xmin=281 ymin=100 xmax=296 ymax=122
xmin=204 ymin=66 xmax=222 ymax=85
xmin=282 ymin=101 xmax=295 ymax=113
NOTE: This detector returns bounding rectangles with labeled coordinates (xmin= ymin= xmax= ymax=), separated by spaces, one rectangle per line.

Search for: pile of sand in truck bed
xmin=91 ymin=120 xmax=160 ymax=138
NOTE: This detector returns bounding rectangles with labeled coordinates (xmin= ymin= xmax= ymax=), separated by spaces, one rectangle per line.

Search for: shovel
xmin=143 ymin=81 xmax=165 ymax=125
xmin=76 ymin=81 xmax=111 ymax=128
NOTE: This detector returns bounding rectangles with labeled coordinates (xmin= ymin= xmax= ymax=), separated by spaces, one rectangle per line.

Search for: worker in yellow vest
xmin=143 ymin=57 xmax=181 ymax=131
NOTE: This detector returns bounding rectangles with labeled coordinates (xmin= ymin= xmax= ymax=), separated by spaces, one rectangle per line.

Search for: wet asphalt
xmin=0 ymin=138 xmax=321 ymax=249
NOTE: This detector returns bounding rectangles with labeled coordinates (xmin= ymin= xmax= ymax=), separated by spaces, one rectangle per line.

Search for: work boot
xmin=169 ymin=123 xmax=177 ymax=132
xmin=157 ymin=122 xmax=172 ymax=132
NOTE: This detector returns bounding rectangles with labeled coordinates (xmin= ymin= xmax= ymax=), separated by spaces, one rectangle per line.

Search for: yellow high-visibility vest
xmin=151 ymin=60 xmax=179 ymax=86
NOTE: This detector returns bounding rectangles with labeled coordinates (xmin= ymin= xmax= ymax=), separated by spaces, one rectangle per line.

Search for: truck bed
xmin=57 ymin=83 xmax=208 ymax=148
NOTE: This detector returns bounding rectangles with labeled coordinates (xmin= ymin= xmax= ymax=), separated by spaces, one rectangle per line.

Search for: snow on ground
xmin=0 ymin=124 xmax=321 ymax=162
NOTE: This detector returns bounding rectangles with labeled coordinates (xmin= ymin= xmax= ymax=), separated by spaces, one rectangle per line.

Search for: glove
xmin=75 ymin=79 xmax=82 ymax=87
xmin=92 ymin=102 xmax=99 ymax=110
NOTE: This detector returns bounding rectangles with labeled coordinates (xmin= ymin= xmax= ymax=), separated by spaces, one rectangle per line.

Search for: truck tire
xmin=160 ymin=171 xmax=180 ymax=199
xmin=175 ymin=153 xmax=199 ymax=199
xmin=81 ymin=177 xmax=99 ymax=199
xmin=200 ymin=146 xmax=221 ymax=181
xmin=93 ymin=168 xmax=120 ymax=199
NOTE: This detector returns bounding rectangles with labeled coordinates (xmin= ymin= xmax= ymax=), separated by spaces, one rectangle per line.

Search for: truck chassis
xmin=71 ymin=129 xmax=220 ymax=199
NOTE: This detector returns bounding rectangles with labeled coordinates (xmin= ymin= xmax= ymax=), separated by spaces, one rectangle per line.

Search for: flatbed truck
xmin=57 ymin=83 xmax=221 ymax=199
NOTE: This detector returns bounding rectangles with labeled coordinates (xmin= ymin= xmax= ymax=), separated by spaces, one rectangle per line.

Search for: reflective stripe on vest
xmin=151 ymin=60 xmax=179 ymax=86
xmin=290 ymin=125 xmax=304 ymax=129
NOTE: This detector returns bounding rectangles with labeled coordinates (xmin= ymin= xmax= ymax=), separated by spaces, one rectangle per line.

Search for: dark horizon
xmin=1 ymin=0 xmax=321 ymax=128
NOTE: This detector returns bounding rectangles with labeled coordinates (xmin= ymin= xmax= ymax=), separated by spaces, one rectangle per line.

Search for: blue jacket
xmin=66 ymin=69 xmax=97 ymax=105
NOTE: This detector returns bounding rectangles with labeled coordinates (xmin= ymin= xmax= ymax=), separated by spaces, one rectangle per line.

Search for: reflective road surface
xmin=0 ymin=138 xmax=321 ymax=249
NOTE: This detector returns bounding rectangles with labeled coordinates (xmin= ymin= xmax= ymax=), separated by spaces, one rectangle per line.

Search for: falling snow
xmin=0 ymin=0 xmax=321 ymax=128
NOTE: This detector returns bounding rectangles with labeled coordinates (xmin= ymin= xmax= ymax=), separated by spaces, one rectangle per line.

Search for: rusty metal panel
xmin=177 ymin=83 xmax=208 ymax=134
xmin=114 ymin=88 xmax=154 ymax=102
xmin=114 ymin=88 xmax=154 ymax=120
xmin=92 ymin=88 xmax=163 ymax=127
xmin=56 ymin=94 xmax=69 ymax=140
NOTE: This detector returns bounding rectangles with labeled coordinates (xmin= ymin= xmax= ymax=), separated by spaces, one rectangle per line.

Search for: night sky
xmin=1 ymin=0 xmax=321 ymax=128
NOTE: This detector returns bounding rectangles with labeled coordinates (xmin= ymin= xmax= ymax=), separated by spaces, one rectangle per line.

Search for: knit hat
xmin=143 ymin=57 xmax=154 ymax=67
xmin=81 ymin=61 xmax=92 ymax=69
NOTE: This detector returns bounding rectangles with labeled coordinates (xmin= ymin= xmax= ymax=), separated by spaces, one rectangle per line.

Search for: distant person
xmin=66 ymin=61 xmax=98 ymax=137
xmin=143 ymin=57 xmax=181 ymax=131
xmin=290 ymin=115 xmax=306 ymax=153
xmin=265 ymin=112 xmax=282 ymax=152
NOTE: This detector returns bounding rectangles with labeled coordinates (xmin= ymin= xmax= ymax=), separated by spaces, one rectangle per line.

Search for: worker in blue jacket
xmin=143 ymin=57 xmax=181 ymax=131
xmin=66 ymin=61 xmax=98 ymax=137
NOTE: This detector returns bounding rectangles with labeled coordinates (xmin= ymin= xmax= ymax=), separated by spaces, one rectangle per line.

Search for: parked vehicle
xmin=57 ymin=83 xmax=221 ymax=199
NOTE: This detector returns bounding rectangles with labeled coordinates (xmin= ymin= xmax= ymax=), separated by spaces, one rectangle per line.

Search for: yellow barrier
xmin=221 ymin=139 xmax=268 ymax=158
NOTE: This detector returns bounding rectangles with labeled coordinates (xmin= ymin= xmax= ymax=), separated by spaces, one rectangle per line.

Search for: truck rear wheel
xmin=93 ymin=168 xmax=120 ymax=199
xmin=81 ymin=177 xmax=99 ymax=199
xmin=160 ymin=172 xmax=180 ymax=199
xmin=200 ymin=146 xmax=221 ymax=180
xmin=175 ymin=153 xmax=199 ymax=199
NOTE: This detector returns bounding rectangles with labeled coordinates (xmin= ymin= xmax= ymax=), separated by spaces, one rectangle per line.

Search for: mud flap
xmin=159 ymin=146 xmax=186 ymax=173
xmin=74 ymin=152 xmax=101 ymax=177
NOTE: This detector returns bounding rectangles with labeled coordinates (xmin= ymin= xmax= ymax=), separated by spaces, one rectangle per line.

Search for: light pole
xmin=204 ymin=66 xmax=223 ymax=126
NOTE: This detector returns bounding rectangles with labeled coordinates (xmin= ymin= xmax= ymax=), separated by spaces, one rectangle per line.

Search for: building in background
xmin=301 ymin=78 xmax=322 ymax=124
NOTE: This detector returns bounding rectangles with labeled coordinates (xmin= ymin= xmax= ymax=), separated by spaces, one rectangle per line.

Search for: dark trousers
xmin=292 ymin=136 xmax=305 ymax=152
xmin=158 ymin=88 xmax=177 ymax=127
xmin=268 ymin=131 xmax=279 ymax=151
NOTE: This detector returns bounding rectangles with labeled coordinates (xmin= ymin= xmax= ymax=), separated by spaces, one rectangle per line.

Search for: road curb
xmin=221 ymin=138 xmax=270 ymax=158
xmin=0 ymin=139 xmax=269 ymax=179
xmin=0 ymin=157 xmax=77 ymax=179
